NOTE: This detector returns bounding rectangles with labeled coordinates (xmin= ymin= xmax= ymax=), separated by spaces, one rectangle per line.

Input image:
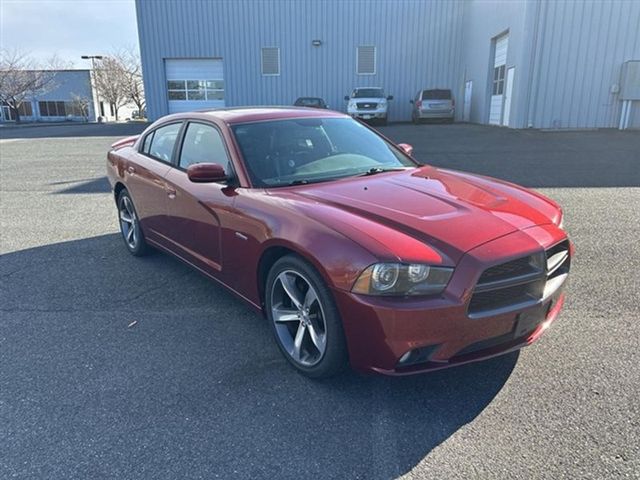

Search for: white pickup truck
xmin=345 ymin=87 xmax=393 ymax=125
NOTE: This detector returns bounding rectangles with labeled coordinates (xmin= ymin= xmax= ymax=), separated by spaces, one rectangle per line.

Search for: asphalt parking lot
xmin=1 ymin=122 xmax=639 ymax=479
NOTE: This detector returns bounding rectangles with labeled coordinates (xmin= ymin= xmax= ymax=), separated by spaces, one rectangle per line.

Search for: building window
xmin=38 ymin=101 xmax=67 ymax=117
xmin=99 ymin=101 xmax=105 ymax=117
xmin=357 ymin=46 xmax=376 ymax=75
xmin=261 ymin=47 xmax=280 ymax=76
xmin=167 ymin=79 xmax=225 ymax=101
xmin=492 ymin=65 xmax=506 ymax=95
xmin=16 ymin=102 xmax=33 ymax=116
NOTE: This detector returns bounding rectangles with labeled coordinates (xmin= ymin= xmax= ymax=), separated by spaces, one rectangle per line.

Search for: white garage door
xmin=489 ymin=33 xmax=508 ymax=125
xmin=165 ymin=59 xmax=225 ymax=114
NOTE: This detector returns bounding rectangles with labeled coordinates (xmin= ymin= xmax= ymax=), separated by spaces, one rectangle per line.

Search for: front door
xmin=2 ymin=105 xmax=15 ymax=122
xmin=163 ymin=121 xmax=235 ymax=275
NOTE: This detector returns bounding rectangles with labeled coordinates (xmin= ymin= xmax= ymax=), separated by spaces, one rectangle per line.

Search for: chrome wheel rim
xmin=119 ymin=196 xmax=138 ymax=250
xmin=271 ymin=270 xmax=327 ymax=367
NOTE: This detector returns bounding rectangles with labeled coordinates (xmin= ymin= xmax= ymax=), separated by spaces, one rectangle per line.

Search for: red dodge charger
xmin=107 ymin=107 xmax=572 ymax=378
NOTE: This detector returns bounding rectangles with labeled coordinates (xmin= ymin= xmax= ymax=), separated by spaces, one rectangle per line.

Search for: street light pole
xmin=81 ymin=55 xmax=103 ymax=120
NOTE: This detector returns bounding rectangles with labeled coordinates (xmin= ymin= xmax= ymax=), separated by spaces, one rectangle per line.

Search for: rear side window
xmin=422 ymin=89 xmax=452 ymax=100
xmin=148 ymin=123 xmax=182 ymax=162
xmin=178 ymin=122 xmax=230 ymax=171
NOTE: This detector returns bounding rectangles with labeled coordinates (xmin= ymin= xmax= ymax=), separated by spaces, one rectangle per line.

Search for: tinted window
xmin=295 ymin=98 xmax=322 ymax=107
xmin=148 ymin=123 xmax=181 ymax=162
xmin=422 ymin=90 xmax=452 ymax=100
xmin=353 ymin=88 xmax=384 ymax=98
xmin=179 ymin=122 xmax=229 ymax=170
xmin=232 ymin=117 xmax=415 ymax=187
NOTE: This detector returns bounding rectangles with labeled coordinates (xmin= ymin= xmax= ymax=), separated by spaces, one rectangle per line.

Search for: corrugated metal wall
xmin=528 ymin=0 xmax=640 ymax=129
xmin=135 ymin=0 xmax=464 ymax=122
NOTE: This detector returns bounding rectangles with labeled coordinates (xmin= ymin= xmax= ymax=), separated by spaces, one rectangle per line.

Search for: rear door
xmin=162 ymin=121 xmax=236 ymax=276
xmin=125 ymin=122 xmax=182 ymax=245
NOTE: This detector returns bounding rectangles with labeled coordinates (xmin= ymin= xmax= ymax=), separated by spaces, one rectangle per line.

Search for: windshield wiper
xmin=359 ymin=167 xmax=407 ymax=177
xmin=289 ymin=179 xmax=310 ymax=185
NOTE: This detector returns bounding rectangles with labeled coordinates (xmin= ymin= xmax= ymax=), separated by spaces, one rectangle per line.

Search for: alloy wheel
xmin=270 ymin=270 xmax=327 ymax=367
xmin=119 ymin=195 xmax=139 ymax=250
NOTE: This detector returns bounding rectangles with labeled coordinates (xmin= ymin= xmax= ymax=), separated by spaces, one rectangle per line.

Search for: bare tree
xmin=93 ymin=56 xmax=131 ymax=121
xmin=70 ymin=93 xmax=90 ymax=122
xmin=120 ymin=49 xmax=146 ymax=117
xmin=0 ymin=49 xmax=63 ymax=123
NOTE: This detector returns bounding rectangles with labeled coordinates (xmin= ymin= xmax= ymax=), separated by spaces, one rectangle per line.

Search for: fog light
xmin=397 ymin=345 xmax=441 ymax=367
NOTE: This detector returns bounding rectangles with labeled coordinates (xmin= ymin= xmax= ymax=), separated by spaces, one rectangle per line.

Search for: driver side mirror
xmin=398 ymin=143 xmax=413 ymax=156
xmin=387 ymin=95 xmax=394 ymax=101
xmin=187 ymin=162 xmax=227 ymax=183
xmin=344 ymin=95 xmax=350 ymax=101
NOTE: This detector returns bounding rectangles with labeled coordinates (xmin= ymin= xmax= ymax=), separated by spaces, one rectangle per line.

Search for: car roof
xmin=162 ymin=106 xmax=345 ymax=125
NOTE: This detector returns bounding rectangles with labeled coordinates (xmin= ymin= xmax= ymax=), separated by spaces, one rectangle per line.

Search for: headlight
xmin=352 ymin=263 xmax=454 ymax=296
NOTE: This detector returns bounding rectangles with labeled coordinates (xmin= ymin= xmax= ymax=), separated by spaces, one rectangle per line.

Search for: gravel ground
xmin=1 ymin=123 xmax=639 ymax=479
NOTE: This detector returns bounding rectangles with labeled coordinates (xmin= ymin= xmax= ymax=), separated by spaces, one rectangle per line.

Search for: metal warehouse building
xmin=135 ymin=0 xmax=640 ymax=129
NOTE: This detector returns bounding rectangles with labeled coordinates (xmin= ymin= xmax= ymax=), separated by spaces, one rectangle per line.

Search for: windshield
xmin=232 ymin=117 xmax=416 ymax=187
xmin=353 ymin=88 xmax=384 ymax=98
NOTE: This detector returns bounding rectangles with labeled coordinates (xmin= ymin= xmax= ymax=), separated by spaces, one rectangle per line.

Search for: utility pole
xmin=81 ymin=55 xmax=103 ymax=120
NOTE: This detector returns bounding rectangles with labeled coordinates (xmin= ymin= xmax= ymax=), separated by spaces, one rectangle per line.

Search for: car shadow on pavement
xmin=1 ymin=234 xmax=518 ymax=479
xmin=50 ymin=177 xmax=111 ymax=194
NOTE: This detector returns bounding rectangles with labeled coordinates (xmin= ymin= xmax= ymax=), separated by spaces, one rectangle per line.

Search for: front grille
xmin=356 ymin=102 xmax=377 ymax=110
xmin=468 ymin=241 xmax=570 ymax=318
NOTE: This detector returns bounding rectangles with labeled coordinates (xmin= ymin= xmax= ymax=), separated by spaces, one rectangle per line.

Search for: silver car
xmin=410 ymin=89 xmax=455 ymax=123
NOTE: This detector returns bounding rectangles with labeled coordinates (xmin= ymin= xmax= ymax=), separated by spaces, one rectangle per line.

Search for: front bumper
xmin=348 ymin=109 xmax=387 ymax=120
xmin=334 ymin=224 xmax=571 ymax=375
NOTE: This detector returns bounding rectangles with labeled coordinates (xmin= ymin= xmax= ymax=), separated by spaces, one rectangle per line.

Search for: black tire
xmin=117 ymin=189 xmax=150 ymax=256
xmin=265 ymin=254 xmax=348 ymax=378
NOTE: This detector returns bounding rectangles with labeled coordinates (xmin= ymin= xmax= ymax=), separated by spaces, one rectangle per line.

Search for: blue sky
xmin=1 ymin=0 xmax=139 ymax=67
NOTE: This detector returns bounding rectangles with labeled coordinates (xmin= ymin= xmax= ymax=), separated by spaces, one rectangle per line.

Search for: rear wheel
xmin=117 ymin=189 xmax=150 ymax=256
xmin=266 ymin=255 xmax=348 ymax=378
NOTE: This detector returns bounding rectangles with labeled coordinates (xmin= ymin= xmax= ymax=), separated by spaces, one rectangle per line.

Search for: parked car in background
xmin=294 ymin=97 xmax=329 ymax=109
xmin=107 ymin=107 xmax=571 ymax=379
xmin=411 ymin=89 xmax=455 ymax=123
xmin=345 ymin=87 xmax=393 ymax=125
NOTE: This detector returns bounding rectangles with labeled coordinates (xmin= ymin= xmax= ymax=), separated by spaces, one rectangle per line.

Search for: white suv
xmin=345 ymin=87 xmax=393 ymax=125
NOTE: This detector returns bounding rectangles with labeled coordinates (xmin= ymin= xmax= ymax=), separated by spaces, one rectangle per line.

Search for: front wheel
xmin=117 ymin=189 xmax=150 ymax=256
xmin=266 ymin=255 xmax=348 ymax=378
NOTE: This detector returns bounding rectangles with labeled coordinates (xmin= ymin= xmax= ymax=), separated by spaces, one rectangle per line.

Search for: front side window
xmin=232 ymin=117 xmax=415 ymax=188
xmin=148 ymin=123 xmax=182 ymax=162
xmin=178 ymin=122 xmax=230 ymax=170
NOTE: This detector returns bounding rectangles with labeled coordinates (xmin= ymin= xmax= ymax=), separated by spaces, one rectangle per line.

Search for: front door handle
xmin=127 ymin=166 xmax=135 ymax=174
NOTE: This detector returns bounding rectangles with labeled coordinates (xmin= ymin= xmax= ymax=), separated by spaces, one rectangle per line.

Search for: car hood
xmin=269 ymin=166 xmax=561 ymax=264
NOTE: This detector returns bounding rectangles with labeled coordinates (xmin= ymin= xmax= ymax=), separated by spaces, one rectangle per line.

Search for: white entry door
xmin=489 ymin=33 xmax=509 ymax=125
xmin=502 ymin=67 xmax=515 ymax=126
xmin=463 ymin=80 xmax=472 ymax=122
